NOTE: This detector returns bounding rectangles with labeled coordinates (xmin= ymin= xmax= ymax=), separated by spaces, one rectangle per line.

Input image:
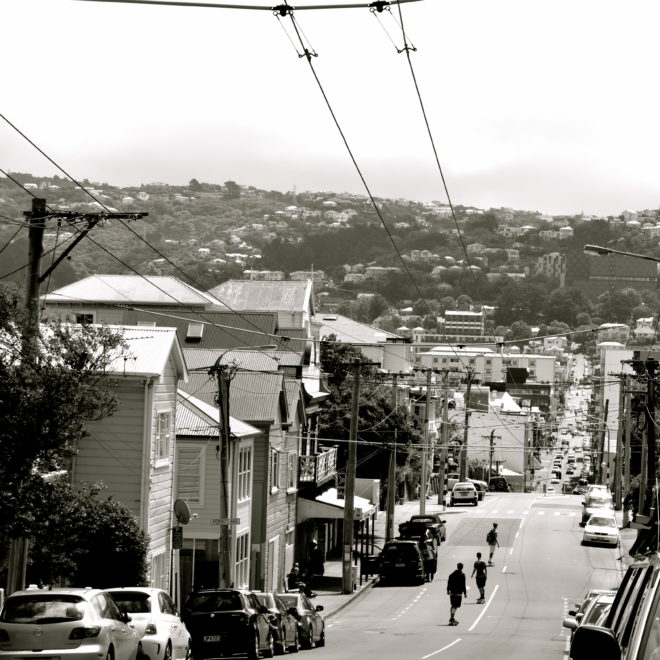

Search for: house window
xmin=155 ymin=411 xmax=172 ymax=463
xmin=235 ymin=533 xmax=250 ymax=589
xmin=433 ymin=357 xmax=438 ymax=364
xmin=151 ymin=551 xmax=166 ymax=589
xmin=238 ymin=447 xmax=252 ymax=502
xmin=176 ymin=443 xmax=205 ymax=505
xmin=271 ymin=449 xmax=280 ymax=492
xmin=75 ymin=312 xmax=95 ymax=324
xmin=287 ymin=452 xmax=297 ymax=491
xmin=186 ymin=323 xmax=204 ymax=342
xmin=137 ymin=321 xmax=156 ymax=327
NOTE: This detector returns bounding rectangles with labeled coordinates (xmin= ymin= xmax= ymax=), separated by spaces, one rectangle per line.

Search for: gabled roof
xmin=176 ymin=389 xmax=259 ymax=438
xmin=183 ymin=348 xmax=285 ymax=373
xmin=181 ymin=371 xmax=285 ymax=424
xmin=209 ymin=280 xmax=313 ymax=314
xmin=313 ymin=313 xmax=400 ymax=344
xmin=44 ymin=274 xmax=226 ymax=308
xmin=104 ymin=325 xmax=188 ymax=380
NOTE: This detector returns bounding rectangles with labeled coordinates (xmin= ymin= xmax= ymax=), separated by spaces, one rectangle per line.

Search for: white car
xmin=450 ymin=482 xmax=478 ymax=506
xmin=0 ymin=588 xmax=144 ymax=660
xmin=107 ymin=588 xmax=191 ymax=660
xmin=582 ymin=513 xmax=619 ymax=547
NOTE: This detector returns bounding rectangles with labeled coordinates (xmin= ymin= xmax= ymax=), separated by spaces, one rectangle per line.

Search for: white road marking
xmin=468 ymin=584 xmax=499 ymax=632
xmin=502 ymin=565 xmax=508 ymax=572
xmin=422 ymin=638 xmax=462 ymax=659
xmin=515 ymin=531 xmax=519 ymax=539
xmin=538 ymin=511 xmax=545 ymax=515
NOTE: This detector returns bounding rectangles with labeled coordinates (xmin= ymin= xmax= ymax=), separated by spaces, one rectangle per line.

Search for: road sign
xmin=172 ymin=526 xmax=183 ymax=549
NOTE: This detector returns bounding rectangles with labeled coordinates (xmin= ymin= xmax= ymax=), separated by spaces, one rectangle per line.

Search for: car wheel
xmin=316 ymin=627 xmax=325 ymax=648
xmin=163 ymin=643 xmax=172 ymax=660
xmin=263 ymin=632 xmax=275 ymax=659
xmin=106 ymin=647 xmax=115 ymax=660
xmin=184 ymin=645 xmax=193 ymax=660
xmin=300 ymin=626 xmax=312 ymax=650
xmin=288 ymin=628 xmax=300 ymax=653
xmin=246 ymin=629 xmax=260 ymax=660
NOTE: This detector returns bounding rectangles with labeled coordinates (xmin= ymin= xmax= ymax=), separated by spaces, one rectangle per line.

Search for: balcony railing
xmin=299 ymin=447 xmax=338 ymax=485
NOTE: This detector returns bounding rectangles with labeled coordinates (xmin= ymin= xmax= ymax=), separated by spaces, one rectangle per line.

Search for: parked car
xmin=468 ymin=478 xmax=488 ymax=501
xmin=450 ymin=482 xmax=478 ymax=506
xmin=571 ymin=552 xmax=660 ymax=660
xmin=276 ymin=592 xmax=325 ymax=650
xmin=181 ymin=589 xmax=273 ymax=660
xmin=252 ymin=592 xmax=299 ymax=654
xmin=0 ymin=588 xmax=144 ymax=660
xmin=488 ymin=476 xmax=511 ymax=492
xmin=563 ymin=591 xmax=616 ymax=641
xmin=581 ymin=492 xmax=614 ymax=525
xmin=582 ymin=513 xmax=620 ymax=547
xmin=407 ymin=513 xmax=447 ymax=543
xmin=378 ymin=539 xmax=426 ymax=585
xmin=106 ymin=587 xmax=190 ymax=660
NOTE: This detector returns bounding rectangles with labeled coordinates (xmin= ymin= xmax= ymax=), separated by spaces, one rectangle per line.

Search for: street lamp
xmin=583 ymin=244 xmax=660 ymax=264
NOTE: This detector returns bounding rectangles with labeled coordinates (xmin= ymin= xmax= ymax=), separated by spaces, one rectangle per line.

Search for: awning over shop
xmin=297 ymin=487 xmax=377 ymax=522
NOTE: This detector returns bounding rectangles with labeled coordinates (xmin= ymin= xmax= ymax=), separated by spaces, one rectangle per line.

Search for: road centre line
xmin=468 ymin=584 xmax=499 ymax=632
xmin=422 ymin=638 xmax=462 ymax=658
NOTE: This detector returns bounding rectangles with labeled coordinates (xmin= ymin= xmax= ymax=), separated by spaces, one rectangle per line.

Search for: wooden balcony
xmin=299 ymin=447 xmax=338 ymax=486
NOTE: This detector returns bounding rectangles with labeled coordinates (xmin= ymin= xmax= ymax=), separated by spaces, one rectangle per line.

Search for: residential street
xmin=314 ymin=491 xmax=629 ymax=659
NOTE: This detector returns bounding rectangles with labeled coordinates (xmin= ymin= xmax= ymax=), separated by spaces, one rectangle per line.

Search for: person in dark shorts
xmin=447 ymin=562 xmax=467 ymax=625
xmin=471 ymin=552 xmax=488 ymax=603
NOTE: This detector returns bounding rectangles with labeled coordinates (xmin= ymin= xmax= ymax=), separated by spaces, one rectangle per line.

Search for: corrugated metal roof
xmin=101 ymin=325 xmax=187 ymax=379
xmin=209 ymin=280 xmax=311 ymax=313
xmin=123 ymin=309 xmax=281 ymax=349
xmin=313 ymin=313 xmax=401 ymax=344
xmin=44 ymin=275 xmax=225 ymax=307
xmin=183 ymin=348 xmax=282 ymax=373
xmin=181 ymin=371 xmax=284 ymax=423
xmin=176 ymin=389 xmax=259 ymax=437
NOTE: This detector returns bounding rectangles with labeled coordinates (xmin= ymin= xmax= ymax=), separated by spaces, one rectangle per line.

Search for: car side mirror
xmin=258 ymin=605 xmax=269 ymax=614
xmin=120 ymin=611 xmax=132 ymax=624
xmin=315 ymin=605 xmax=324 ymax=612
xmin=562 ymin=617 xmax=577 ymax=629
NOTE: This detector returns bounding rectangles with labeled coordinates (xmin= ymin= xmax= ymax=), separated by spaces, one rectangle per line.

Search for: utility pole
xmin=459 ymin=371 xmax=473 ymax=482
xmin=645 ymin=359 xmax=657 ymax=515
xmin=420 ymin=369 xmax=432 ymax=514
xmin=487 ymin=429 xmax=500 ymax=485
xmin=342 ymin=360 xmax=360 ymax=594
xmin=386 ymin=374 xmax=398 ymax=541
xmin=623 ymin=377 xmax=632 ymax=526
xmin=598 ymin=400 xmax=609 ymax=485
xmin=523 ymin=421 xmax=529 ymax=492
xmin=614 ymin=375 xmax=626 ymax=510
xmin=213 ymin=360 xmax=234 ymax=588
xmin=437 ymin=371 xmax=450 ymax=507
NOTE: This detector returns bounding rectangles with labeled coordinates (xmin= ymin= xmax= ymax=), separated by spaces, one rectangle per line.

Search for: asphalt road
xmin=316 ymin=492 xmax=622 ymax=660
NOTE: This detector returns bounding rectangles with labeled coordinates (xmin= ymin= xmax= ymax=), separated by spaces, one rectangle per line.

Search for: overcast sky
xmin=4 ymin=0 xmax=660 ymax=216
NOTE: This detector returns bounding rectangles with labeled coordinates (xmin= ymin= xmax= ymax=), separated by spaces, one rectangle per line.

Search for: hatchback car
xmin=276 ymin=592 xmax=324 ymax=650
xmin=252 ymin=592 xmax=299 ymax=654
xmin=450 ymin=482 xmax=478 ymax=506
xmin=0 ymin=588 xmax=144 ymax=660
xmin=106 ymin=588 xmax=191 ymax=660
xmin=378 ymin=540 xmax=426 ymax=585
xmin=181 ymin=589 xmax=273 ymax=660
xmin=582 ymin=514 xmax=619 ymax=547
xmin=581 ymin=492 xmax=614 ymax=525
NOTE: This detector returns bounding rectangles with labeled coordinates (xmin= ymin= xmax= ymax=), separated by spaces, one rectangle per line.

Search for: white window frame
xmin=75 ymin=311 xmax=96 ymax=324
xmin=151 ymin=551 xmax=167 ymax=589
xmin=270 ymin=449 xmax=280 ymax=493
xmin=235 ymin=532 xmax=250 ymax=589
xmin=287 ymin=451 xmax=297 ymax=492
xmin=238 ymin=446 xmax=252 ymax=502
xmin=155 ymin=411 xmax=172 ymax=466
xmin=176 ymin=442 xmax=205 ymax=506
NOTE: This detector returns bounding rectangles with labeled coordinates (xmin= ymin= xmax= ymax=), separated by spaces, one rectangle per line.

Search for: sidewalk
xmin=313 ymin=497 xmax=452 ymax=618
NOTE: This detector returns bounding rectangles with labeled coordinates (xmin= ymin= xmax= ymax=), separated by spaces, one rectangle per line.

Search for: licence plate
xmin=204 ymin=635 xmax=221 ymax=642
xmin=395 ymin=563 xmax=405 ymax=567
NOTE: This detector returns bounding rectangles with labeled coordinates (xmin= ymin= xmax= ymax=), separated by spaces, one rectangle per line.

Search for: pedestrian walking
xmin=487 ymin=523 xmax=499 ymax=566
xmin=471 ymin=552 xmax=488 ymax=603
xmin=307 ymin=539 xmax=325 ymax=587
xmin=447 ymin=562 xmax=467 ymax=626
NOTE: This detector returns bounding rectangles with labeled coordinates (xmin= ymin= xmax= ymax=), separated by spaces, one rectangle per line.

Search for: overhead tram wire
xmin=389 ymin=2 xmax=481 ymax=301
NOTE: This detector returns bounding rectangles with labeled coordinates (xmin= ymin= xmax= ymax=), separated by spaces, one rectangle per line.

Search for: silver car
xmin=0 ymin=588 xmax=144 ymax=660
xmin=106 ymin=588 xmax=191 ymax=660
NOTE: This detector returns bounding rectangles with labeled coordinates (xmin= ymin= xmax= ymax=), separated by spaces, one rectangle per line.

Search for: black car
xmin=276 ymin=592 xmax=325 ymax=650
xmin=378 ymin=540 xmax=426 ymax=585
xmin=406 ymin=514 xmax=447 ymax=543
xmin=182 ymin=589 xmax=273 ymax=659
xmin=253 ymin=592 xmax=300 ymax=654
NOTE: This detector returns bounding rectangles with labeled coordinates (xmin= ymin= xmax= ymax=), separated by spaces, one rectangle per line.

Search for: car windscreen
xmin=1 ymin=595 xmax=86 ymax=624
xmin=383 ymin=544 xmax=417 ymax=560
xmin=589 ymin=517 xmax=617 ymax=527
xmin=185 ymin=592 xmax=242 ymax=612
xmin=254 ymin=594 xmax=275 ymax=608
xmin=278 ymin=595 xmax=299 ymax=609
xmin=107 ymin=591 xmax=151 ymax=613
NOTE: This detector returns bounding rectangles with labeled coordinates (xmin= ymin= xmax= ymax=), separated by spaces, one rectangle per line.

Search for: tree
xmin=26 ymin=479 xmax=148 ymax=587
xmin=596 ymin=288 xmax=642 ymax=323
xmin=0 ymin=285 xmax=126 ymax=544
